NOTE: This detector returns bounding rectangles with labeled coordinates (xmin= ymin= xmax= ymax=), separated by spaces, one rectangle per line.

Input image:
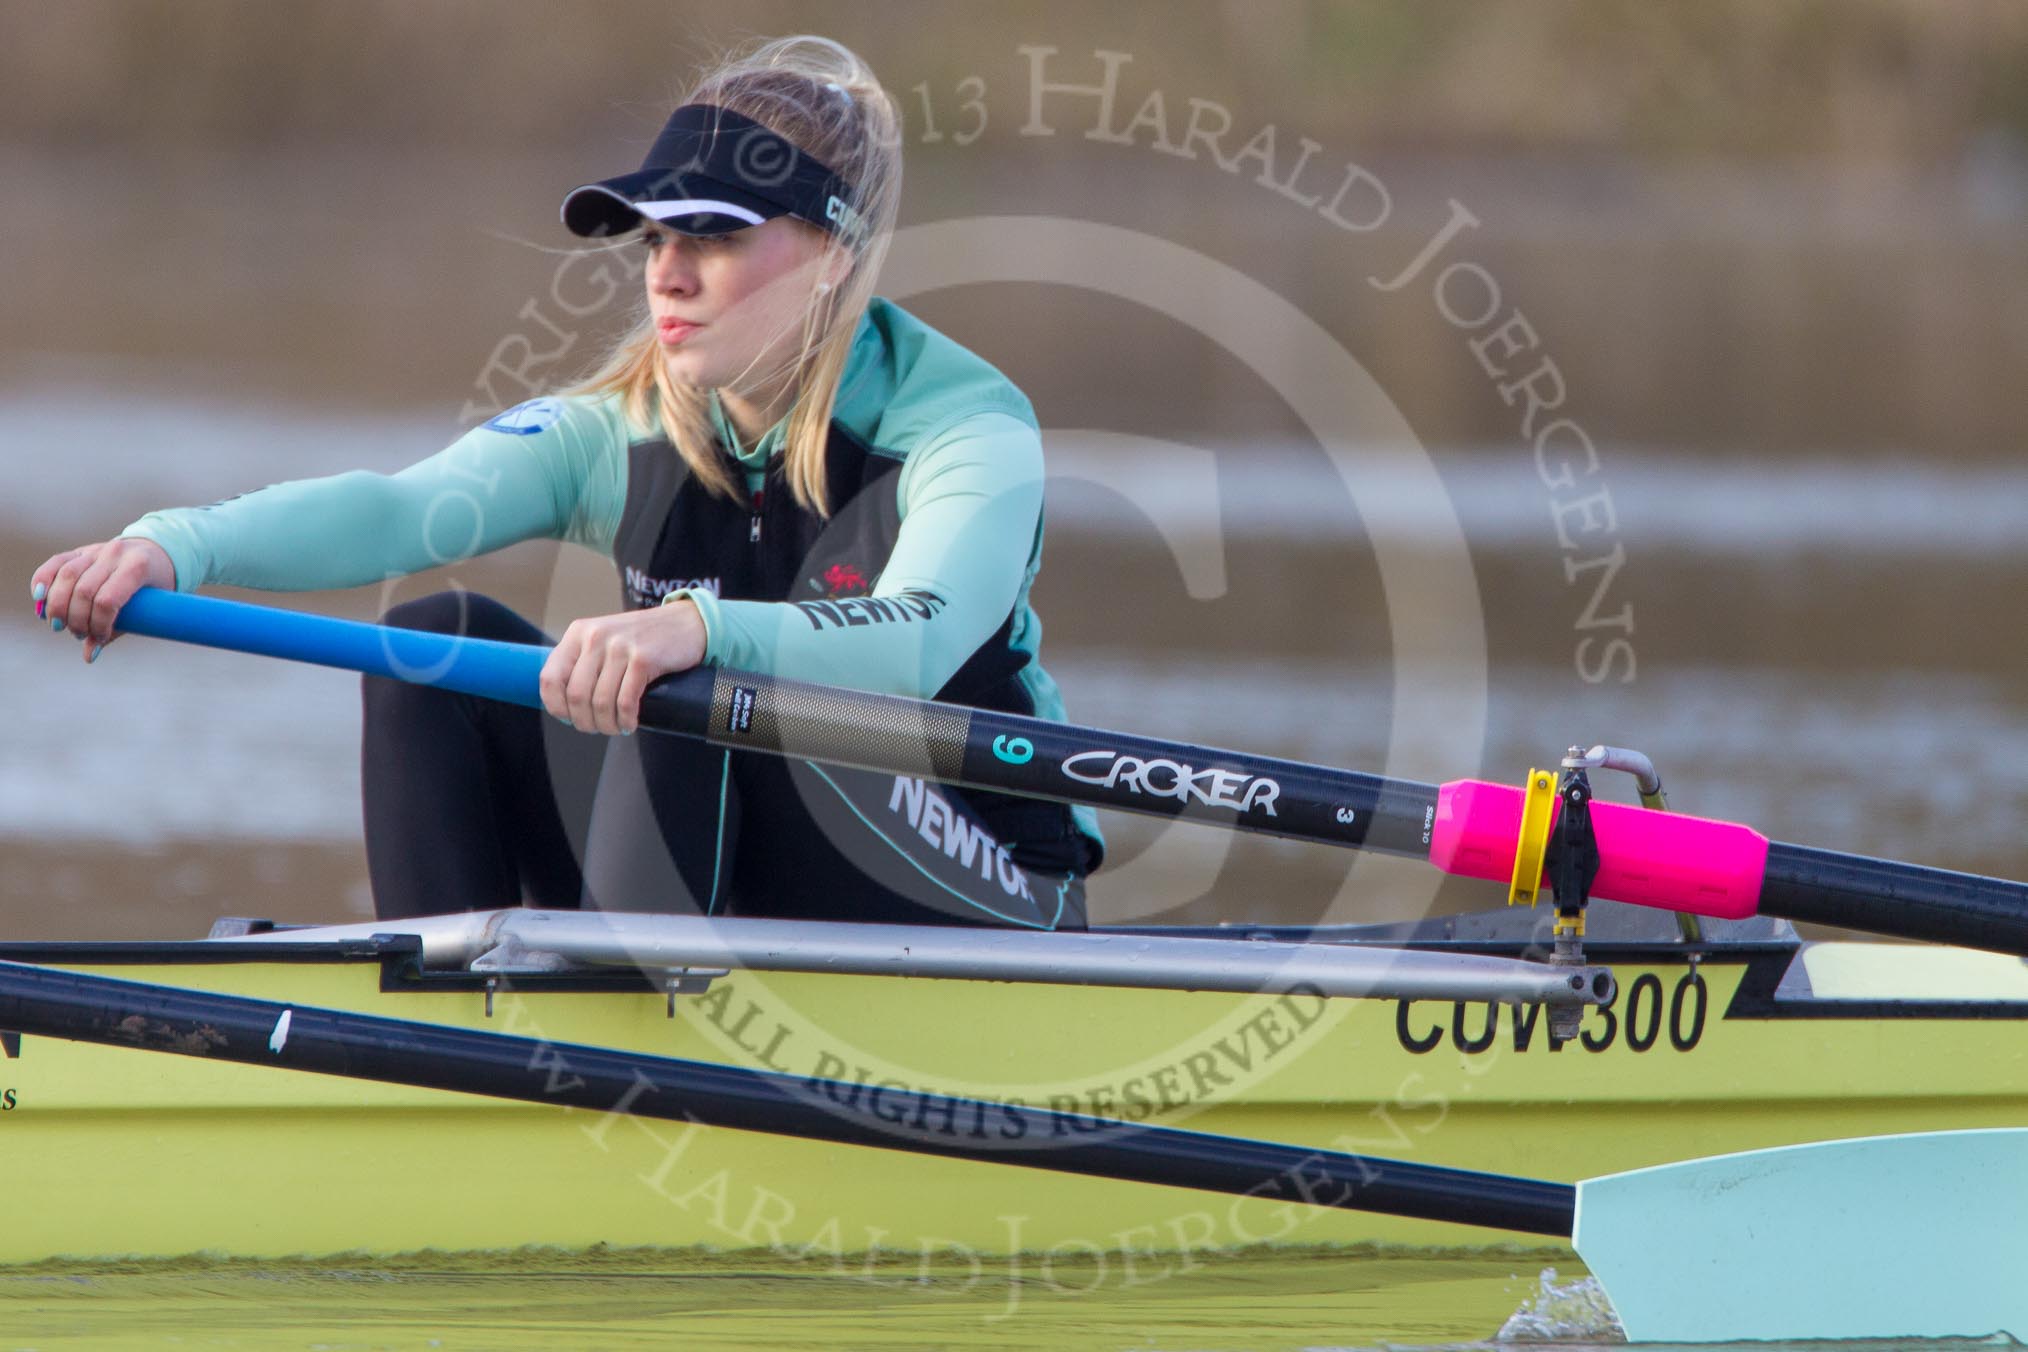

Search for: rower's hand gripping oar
xmin=106 ymin=588 xmax=2028 ymax=958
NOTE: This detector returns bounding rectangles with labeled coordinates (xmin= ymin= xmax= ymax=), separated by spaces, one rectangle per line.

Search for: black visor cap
xmin=560 ymin=103 xmax=861 ymax=240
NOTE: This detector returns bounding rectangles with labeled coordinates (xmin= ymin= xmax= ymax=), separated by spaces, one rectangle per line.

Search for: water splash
xmin=1495 ymin=1266 xmax=1624 ymax=1341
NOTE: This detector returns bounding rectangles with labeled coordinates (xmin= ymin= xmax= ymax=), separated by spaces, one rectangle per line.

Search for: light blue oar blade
xmin=1576 ymin=1128 xmax=2028 ymax=1341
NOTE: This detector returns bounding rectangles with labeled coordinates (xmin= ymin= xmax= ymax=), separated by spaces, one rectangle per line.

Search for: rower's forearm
xmin=120 ymin=464 xmax=567 ymax=594
xmin=125 ymin=471 xmax=432 ymax=592
xmin=114 ymin=398 xmax=629 ymax=594
xmin=679 ymin=585 xmax=997 ymax=698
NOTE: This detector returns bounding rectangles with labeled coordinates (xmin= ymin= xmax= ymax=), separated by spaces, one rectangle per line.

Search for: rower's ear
xmin=816 ymin=239 xmax=854 ymax=293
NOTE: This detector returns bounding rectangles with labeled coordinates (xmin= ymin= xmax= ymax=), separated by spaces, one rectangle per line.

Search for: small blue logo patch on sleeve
xmin=483 ymin=397 xmax=564 ymax=436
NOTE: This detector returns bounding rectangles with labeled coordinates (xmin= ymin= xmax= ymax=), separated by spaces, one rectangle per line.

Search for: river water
xmin=7 ymin=1250 xmax=2020 ymax=1348
xmin=0 ymin=1252 xmax=1620 ymax=1349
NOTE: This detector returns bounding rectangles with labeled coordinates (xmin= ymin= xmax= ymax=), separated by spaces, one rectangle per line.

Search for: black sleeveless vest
xmin=610 ymin=426 xmax=1038 ymax=715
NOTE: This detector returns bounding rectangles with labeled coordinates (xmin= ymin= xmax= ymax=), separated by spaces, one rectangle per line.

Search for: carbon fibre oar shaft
xmin=0 ymin=959 xmax=1574 ymax=1236
xmin=1756 ymin=842 xmax=2028 ymax=958
xmin=110 ymin=589 xmax=2028 ymax=956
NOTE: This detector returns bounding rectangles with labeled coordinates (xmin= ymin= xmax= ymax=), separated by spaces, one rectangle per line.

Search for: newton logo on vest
xmin=886 ymin=776 xmax=1037 ymax=904
xmin=794 ymin=588 xmax=946 ymax=631
xmin=625 ymin=566 xmax=721 ymax=606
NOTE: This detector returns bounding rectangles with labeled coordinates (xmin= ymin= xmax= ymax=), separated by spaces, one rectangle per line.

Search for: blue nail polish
xmin=623 ymin=727 xmax=636 ymax=737
xmin=51 ymin=617 xmax=64 ymax=633
xmin=88 ymin=646 xmax=102 ymax=665
xmin=31 ymin=583 xmax=46 ymax=603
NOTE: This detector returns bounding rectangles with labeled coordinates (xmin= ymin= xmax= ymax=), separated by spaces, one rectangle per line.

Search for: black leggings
xmin=361 ymin=593 xmax=1091 ymax=928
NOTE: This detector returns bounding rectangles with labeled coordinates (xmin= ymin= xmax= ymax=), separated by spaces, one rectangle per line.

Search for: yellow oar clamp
xmin=1508 ymin=768 xmax=1557 ymax=906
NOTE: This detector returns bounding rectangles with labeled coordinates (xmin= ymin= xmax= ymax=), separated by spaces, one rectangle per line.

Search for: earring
xmin=816 ymin=281 xmax=832 ymax=294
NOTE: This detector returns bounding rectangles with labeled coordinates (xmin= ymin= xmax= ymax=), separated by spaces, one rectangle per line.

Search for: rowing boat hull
xmin=2 ymin=923 xmax=2023 ymax=1265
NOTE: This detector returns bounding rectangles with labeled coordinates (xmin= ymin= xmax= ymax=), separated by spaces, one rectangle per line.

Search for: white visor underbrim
xmin=633 ymin=198 xmax=769 ymax=226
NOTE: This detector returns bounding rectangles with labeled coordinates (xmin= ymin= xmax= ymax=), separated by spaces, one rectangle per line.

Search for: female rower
xmin=29 ymin=36 xmax=1102 ymax=928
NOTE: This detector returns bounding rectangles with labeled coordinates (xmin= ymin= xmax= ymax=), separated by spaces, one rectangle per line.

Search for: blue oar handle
xmin=118 ymin=587 xmax=551 ymax=709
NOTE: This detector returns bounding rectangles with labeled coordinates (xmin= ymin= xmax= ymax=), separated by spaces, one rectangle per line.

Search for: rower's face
xmin=641 ymin=217 xmax=836 ymax=391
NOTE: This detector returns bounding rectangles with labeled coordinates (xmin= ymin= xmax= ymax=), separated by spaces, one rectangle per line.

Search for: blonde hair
xmin=569 ymin=36 xmax=901 ymax=515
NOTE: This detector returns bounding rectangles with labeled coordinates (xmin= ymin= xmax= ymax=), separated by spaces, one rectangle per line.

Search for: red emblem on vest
xmin=823 ymin=563 xmax=870 ymax=597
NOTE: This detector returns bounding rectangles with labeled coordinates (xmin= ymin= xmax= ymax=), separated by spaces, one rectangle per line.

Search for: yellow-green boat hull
xmin=3 ymin=935 xmax=2023 ymax=1264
